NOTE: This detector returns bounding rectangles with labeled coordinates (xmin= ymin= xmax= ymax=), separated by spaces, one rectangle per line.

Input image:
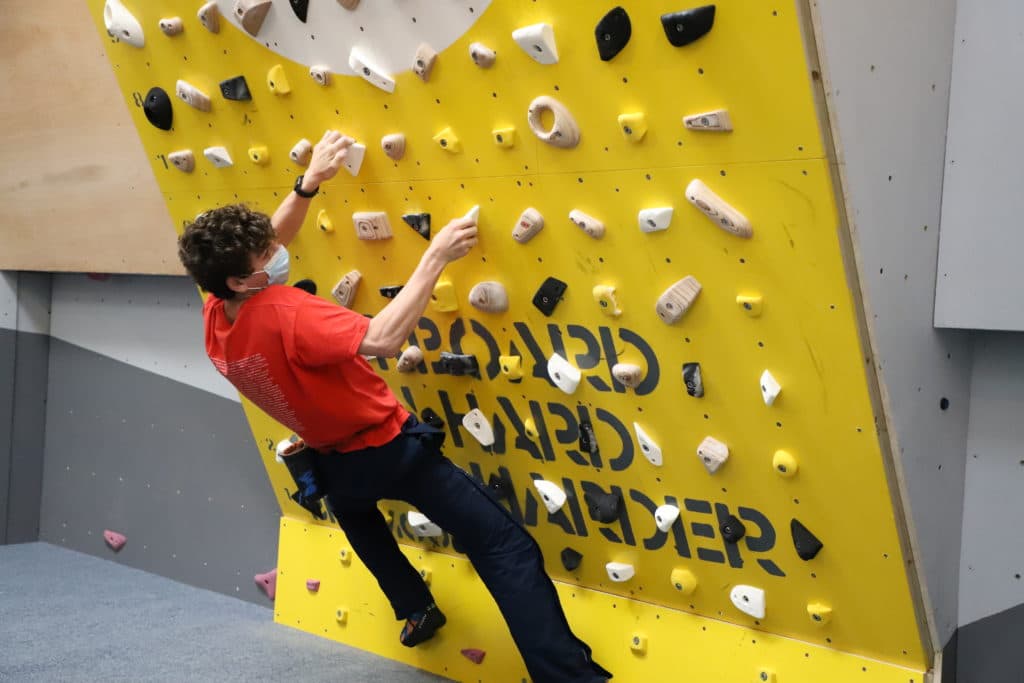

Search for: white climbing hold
xmin=760 ymin=370 xmax=781 ymax=407
xmin=290 ymin=139 xmax=313 ymax=166
xmin=349 ymin=48 xmax=395 ymax=93
xmin=697 ymin=436 xmax=729 ymax=474
xmin=569 ymin=210 xmax=605 ymax=239
xmin=396 ymin=346 xmax=423 ymax=373
xmin=469 ymin=42 xmax=497 ymax=68
xmin=547 ymin=353 xmax=581 ymax=395
xmin=654 ymin=505 xmax=680 ymax=533
xmin=104 ymin=0 xmax=145 ymax=48
xmin=407 ymin=511 xmax=443 ymax=537
xmin=197 ymin=2 xmax=220 ymax=33
xmin=176 ymin=80 xmax=211 ymax=112
xmin=638 ymin=207 xmax=673 ymax=233
xmin=634 ymin=423 xmax=662 ymax=466
xmin=686 ymin=179 xmax=753 ymax=239
xmin=463 ymin=205 xmax=480 ymax=223
xmin=462 ymin=409 xmax=495 ymax=447
xmin=533 ymin=479 xmax=567 ymax=513
xmin=612 ymin=363 xmax=643 ymax=390
xmin=158 ymin=17 xmax=184 ymax=36
xmin=309 ymin=66 xmax=332 ymax=86
xmin=343 ymin=143 xmax=366 ymax=176
xmin=167 ymin=150 xmax=195 ymax=173
xmin=605 ymin=562 xmax=635 ymax=583
xmin=730 ymin=585 xmax=766 ymax=619
xmin=512 ymin=23 xmax=559 ymax=65
xmin=684 ymin=109 xmax=733 ymax=132
xmin=203 ymin=146 xmax=233 ymax=168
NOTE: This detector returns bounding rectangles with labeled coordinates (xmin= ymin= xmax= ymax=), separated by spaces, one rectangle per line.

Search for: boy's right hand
xmin=429 ymin=217 xmax=478 ymax=263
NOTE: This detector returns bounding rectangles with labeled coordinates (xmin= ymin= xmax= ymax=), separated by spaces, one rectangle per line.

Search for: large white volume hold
xmin=639 ymin=207 xmax=673 ymax=233
xmin=686 ymin=179 xmax=753 ymax=238
xmin=605 ymin=562 xmax=635 ymax=583
xmin=407 ymin=511 xmax=443 ymax=537
xmin=348 ymin=48 xmax=396 ymax=93
xmin=654 ymin=505 xmax=680 ymax=533
xmin=731 ymin=585 xmax=766 ymax=619
xmin=533 ymin=479 xmax=567 ymax=513
xmin=512 ymin=23 xmax=559 ymax=65
xmin=463 ymin=205 xmax=480 ymax=223
xmin=634 ymin=423 xmax=663 ymax=466
xmin=343 ymin=143 xmax=366 ymax=176
xmin=104 ymin=0 xmax=145 ymax=48
xmin=760 ymin=370 xmax=781 ymax=406
xmin=697 ymin=436 xmax=729 ymax=474
xmin=462 ymin=408 xmax=495 ymax=447
xmin=547 ymin=353 xmax=581 ymax=395
xmin=203 ymin=146 xmax=233 ymax=168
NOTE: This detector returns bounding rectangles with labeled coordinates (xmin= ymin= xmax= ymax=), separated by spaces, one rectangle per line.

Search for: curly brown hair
xmin=178 ymin=204 xmax=275 ymax=299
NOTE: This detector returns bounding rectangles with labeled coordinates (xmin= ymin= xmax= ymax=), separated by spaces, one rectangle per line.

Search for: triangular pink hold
xmin=103 ymin=530 xmax=127 ymax=552
xmin=306 ymin=579 xmax=320 ymax=592
xmin=460 ymin=648 xmax=486 ymax=665
xmin=254 ymin=568 xmax=278 ymax=600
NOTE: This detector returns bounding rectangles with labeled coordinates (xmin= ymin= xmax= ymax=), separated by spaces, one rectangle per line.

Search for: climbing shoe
xmin=400 ymin=602 xmax=447 ymax=647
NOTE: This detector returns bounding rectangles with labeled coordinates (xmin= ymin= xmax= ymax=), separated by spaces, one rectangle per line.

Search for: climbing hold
xmin=349 ymin=48 xmax=395 ymax=93
xmin=547 ymin=353 xmax=581 ymax=394
xmin=534 ymin=479 xmax=567 ymax=514
xmin=176 ymin=81 xmax=211 ymax=112
xmin=378 ymin=285 xmax=403 ymax=299
xmin=773 ymin=450 xmax=798 ymax=478
xmin=593 ymin=285 xmax=622 ymax=317
xmin=758 ymin=670 xmax=778 ymax=683
xmin=290 ymin=139 xmax=313 ymax=166
xmin=462 ymin=409 xmax=495 ymax=447
xmin=760 ymin=370 xmax=781 ymax=406
xmin=342 ymin=143 xmax=366 ymax=176
xmin=331 ymin=270 xmax=362 ymax=308
xmin=219 ymin=75 xmax=252 ymax=101
xmin=513 ymin=23 xmax=559 ymax=64
xmin=720 ymin=515 xmax=747 ymax=543
xmin=335 ymin=607 xmax=348 ymax=624
xmin=463 ymin=205 xmax=480 ymax=223
xmin=289 ymin=0 xmax=309 ymax=22
xmin=255 ymin=568 xmax=278 ymax=600
xmin=203 ymin=146 xmax=234 ymax=168
xmin=532 ymin=277 xmax=567 ymax=316
xmin=527 ymin=96 xmax=581 ymax=149
xmin=337 ymin=0 xmax=360 ymax=9
xmin=143 ymin=88 xmax=173 ymax=131
xmin=293 ymin=279 xmax=316 ymax=295
xmin=469 ymin=282 xmax=509 ymax=313
xmin=266 ymin=65 xmax=291 ymax=95
xmin=684 ymin=109 xmax=733 ymax=132
xmin=737 ymin=294 xmax=763 ymax=317
xmin=493 ymin=127 xmax=516 ymax=148
xmin=791 ymin=519 xmax=823 ymax=560
xmin=612 ymin=363 xmax=643 ymax=390
xmin=807 ymin=602 xmax=833 ymax=625
xmin=407 ymin=511 xmax=444 ymax=537
xmin=461 ymin=649 xmax=487 ymax=665
xmin=413 ymin=43 xmax=438 ymax=82
xmin=158 ymin=17 xmax=184 ymax=36
xmin=561 ymin=547 xmax=583 ymax=571
xmin=638 ymin=207 xmax=673 ymax=233
xmin=523 ymin=418 xmax=539 ymax=440
xmin=606 ymin=562 xmax=635 ymax=583
xmin=499 ymin=355 xmax=523 ymax=381
xmin=682 ymin=362 xmax=705 ymax=398
xmin=579 ymin=421 xmax=599 ymax=455
xmin=661 ymin=5 xmax=716 ymax=47
xmin=401 ymin=212 xmax=430 ymax=240
xmin=418 ymin=568 xmax=432 ymax=585
xmin=382 ymin=134 xmax=407 ymax=161
xmin=513 ymin=208 xmax=545 ymax=243
xmin=595 ymin=6 xmax=632 ymax=61
xmin=630 ymin=634 xmax=648 ymax=654
xmin=433 ymin=127 xmax=461 ymax=153
xmin=487 ymin=473 xmax=513 ymax=501
xmin=104 ymin=0 xmax=145 ymax=48
xmin=233 ymin=0 xmax=271 ymax=36
xmin=197 ymin=2 xmax=221 ymax=33
xmin=352 ymin=212 xmax=392 ymax=240
xmin=248 ymin=145 xmax=270 ymax=166
xmin=654 ymin=504 xmax=680 ymax=532
xmin=306 ymin=579 xmax=321 ymax=592
xmin=618 ymin=113 xmax=648 ymax=142
xmin=730 ymin=584 xmax=765 ymax=619
xmin=686 ymin=179 xmax=753 ymax=238
xmin=634 ymin=423 xmax=663 ymax=466
xmin=439 ymin=352 xmax=479 ymax=377
xmin=671 ymin=568 xmax=697 ymax=594
xmin=168 ymin=150 xmax=195 ymax=173
xmin=585 ymin=489 xmax=622 ymax=524
xmin=309 ymin=65 xmax=331 ymax=86
xmin=103 ymin=530 xmax=127 ymax=551
xmin=396 ymin=346 xmax=424 ymax=373
xmin=421 ymin=408 xmax=445 ymax=430
xmin=656 ymin=276 xmax=702 ymax=324
xmin=696 ymin=436 xmax=729 ymax=474
xmin=469 ymin=42 xmax=497 ymax=68
xmin=430 ymin=280 xmax=459 ymax=312
xmin=569 ymin=210 xmax=605 ymax=239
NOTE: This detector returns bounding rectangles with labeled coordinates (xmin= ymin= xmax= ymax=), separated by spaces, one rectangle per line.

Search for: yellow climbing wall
xmin=88 ymin=1 xmax=931 ymax=680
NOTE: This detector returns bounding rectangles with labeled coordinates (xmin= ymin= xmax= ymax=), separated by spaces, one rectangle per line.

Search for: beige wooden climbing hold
xmin=618 ymin=112 xmax=648 ymax=142
xmin=197 ymin=2 xmax=221 ymax=33
xmin=612 ymin=363 xmax=643 ymax=389
xmin=248 ymin=145 xmax=269 ymax=166
xmin=697 ymin=436 xmax=729 ymax=474
xmin=528 ymin=96 xmax=580 ymax=149
xmin=175 ymin=80 xmax=211 ymax=112
xmin=469 ymin=42 xmax=497 ymax=68
xmin=309 ymin=66 xmax=332 ymax=86
xmin=569 ymin=210 xmax=605 ymax=239
xmin=316 ymin=210 xmax=334 ymax=234
xmin=493 ymin=127 xmax=516 ymax=148
xmin=656 ymin=276 xmax=702 ymax=325
xmin=158 ymin=17 xmax=184 ymax=36
xmin=433 ymin=127 xmax=461 ymax=153
xmin=430 ymin=280 xmax=458 ymax=313
xmin=592 ymin=285 xmax=621 ymax=317
xmin=233 ymin=0 xmax=271 ymax=36
xmin=267 ymin=65 xmax=291 ymax=95
xmin=462 ymin=409 xmax=495 ymax=447
xmin=413 ymin=43 xmax=438 ymax=82
xmin=349 ymin=48 xmax=395 ymax=93
xmin=684 ymin=109 xmax=733 ymax=132
xmin=469 ymin=282 xmax=509 ymax=313
xmin=686 ymin=179 xmax=753 ymax=238
xmin=290 ymin=139 xmax=313 ymax=166
xmin=168 ymin=150 xmax=195 ymax=173
xmin=352 ymin=212 xmax=392 ymax=240
xmin=512 ymin=208 xmax=544 ymax=243
xmin=499 ymin=355 xmax=523 ymax=381
xmin=104 ymin=0 xmax=145 ymax=48
xmin=331 ymin=270 xmax=362 ymax=308
xmin=337 ymin=0 xmax=360 ymax=9
xmin=512 ymin=23 xmax=559 ymax=65
xmin=396 ymin=346 xmax=424 ymax=373
xmin=381 ymin=134 xmax=406 ymax=161
xmin=203 ymin=146 xmax=233 ymax=168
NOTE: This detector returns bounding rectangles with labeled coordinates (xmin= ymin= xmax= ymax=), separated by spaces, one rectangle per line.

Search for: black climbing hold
xmin=293 ymin=279 xmax=317 ymax=295
xmin=532 ymin=277 xmax=568 ymax=317
xmin=791 ymin=519 xmax=823 ymax=561
xmin=579 ymin=421 xmax=599 ymax=456
xmin=289 ymin=0 xmax=309 ymax=22
xmin=585 ymin=489 xmax=623 ymax=524
xmin=439 ymin=352 xmax=480 ymax=377
xmin=720 ymin=514 xmax=746 ymax=543
xmin=560 ymin=547 xmax=583 ymax=572
xmin=683 ymin=362 xmax=704 ymax=398
xmin=143 ymin=87 xmax=173 ymax=131
xmin=379 ymin=285 xmax=404 ymax=299
xmin=421 ymin=408 xmax=445 ymax=430
xmin=595 ymin=6 xmax=632 ymax=61
xmin=219 ymin=75 xmax=252 ymax=101
xmin=487 ymin=472 xmax=514 ymax=501
xmin=660 ymin=5 xmax=716 ymax=47
xmin=402 ymin=213 xmax=431 ymax=240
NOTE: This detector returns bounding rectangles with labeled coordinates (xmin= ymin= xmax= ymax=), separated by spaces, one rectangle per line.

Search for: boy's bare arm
xmin=271 ymin=131 xmax=353 ymax=247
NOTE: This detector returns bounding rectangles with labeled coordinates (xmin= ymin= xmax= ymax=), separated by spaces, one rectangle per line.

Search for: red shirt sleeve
xmin=292 ymin=296 xmax=370 ymax=367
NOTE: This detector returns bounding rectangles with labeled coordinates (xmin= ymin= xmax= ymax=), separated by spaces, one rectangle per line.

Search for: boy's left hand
xmin=306 ymin=130 xmax=355 ymax=187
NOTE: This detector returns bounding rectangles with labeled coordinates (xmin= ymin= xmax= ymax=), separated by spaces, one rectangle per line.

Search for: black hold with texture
xmin=143 ymin=87 xmax=173 ymax=131
xmin=219 ymin=75 xmax=252 ymax=101
xmin=438 ymin=352 xmax=480 ymax=377
xmin=683 ymin=361 xmax=704 ymax=398
xmin=791 ymin=518 xmax=824 ymax=560
xmin=660 ymin=5 xmax=716 ymax=47
xmin=402 ymin=213 xmax=432 ymax=240
xmin=585 ymin=489 xmax=623 ymax=524
xmin=560 ymin=547 xmax=584 ymax=572
xmin=595 ymin=6 xmax=632 ymax=61
xmin=532 ymin=277 xmax=568 ymax=317
xmin=292 ymin=279 xmax=317 ymax=295
xmin=379 ymin=285 xmax=404 ymax=299
xmin=289 ymin=0 xmax=309 ymax=22
xmin=720 ymin=514 xmax=746 ymax=543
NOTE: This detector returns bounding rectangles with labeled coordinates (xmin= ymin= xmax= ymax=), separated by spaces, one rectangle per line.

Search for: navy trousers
xmin=315 ymin=417 xmax=612 ymax=683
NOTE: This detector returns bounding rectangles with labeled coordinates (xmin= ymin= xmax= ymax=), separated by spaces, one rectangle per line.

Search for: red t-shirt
xmin=203 ymin=285 xmax=408 ymax=453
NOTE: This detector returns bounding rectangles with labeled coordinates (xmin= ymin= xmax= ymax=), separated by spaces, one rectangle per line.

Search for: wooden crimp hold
xmin=158 ymin=17 xmax=184 ymax=36
xmin=254 ymin=568 xmax=278 ymax=600
xmin=512 ymin=23 xmax=559 ymax=64
xmin=661 ymin=5 xmax=716 ymax=47
xmin=267 ymin=64 xmax=291 ymax=95
xmin=430 ymin=280 xmax=458 ymax=312
xmin=469 ymin=282 xmax=509 ymax=313
xmin=413 ymin=43 xmax=438 ymax=82
xmin=197 ymin=1 xmax=221 ymax=33
xmin=316 ymin=210 xmax=334 ymax=234
xmin=547 ymin=353 xmax=581 ymax=394
xmin=807 ymin=602 xmax=833 ymax=625
xmin=349 ymin=48 xmax=395 ymax=93
xmin=396 ymin=346 xmax=424 ymax=373
xmin=605 ymin=562 xmax=635 ymax=583
xmin=462 ymin=408 xmax=495 ymax=447
xmin=309 ymin=65 xmax=332 ymax=86
xmin=352 ymin=212 xmax=392 ymax=240
xmin=499 ymin=355 xmax=523 ymax=381
xmin=407 ymin=511 xmax=444 ymax=537
xmin=656 ymin=276 xmax=701 ymax=325
xmin=433 ymin=127 xmax=461 ymax=153
xmin=737 ymin=293 xmax=763 ymax=317
xmin=331 ymin=270 xmax=362 ymax=307
xmin=533 ymin=479 xmax=567 ymax=513
xmin=617 ymin=112 xmax=648 ymax=142
xmin=176 ymin=80 xmax=211 ymax=112
xmin=203 ymin=146 xmax=233 ymax=168
xmin=569 ymin=210 xmax=605 ymax=239
xmin=654 ymin=504 xmax=680 ymax=532
xmin=381 ymin=134 xmax=406 ymax=161
xmin=612 ymin=363 xmax=643 ymax=390
xmin=337 ymin=0 xmax=360 ymax=9
xmin=342 ymin=143 xmax=366 ymax=176
xmin=248 ymin=145 xmax=270 ymax=166
xmin=234 ymin=0 xmax=272 ymax=36
xmin=103 ymin=529 xmax=127 ymax=551
xmin=592 ymin=285 xmax=621 ymax=317
xmin=306 ymin=579 xmax=320 ymax=592
xmin=168 ymin=150 xmax=195 ymax=173
xmin=527 ymin=96 xmax=580 ymax=149
xmin=670 ymin=567 xmax=697 ymax=595
xmin=686 ymin=179 xmax=753 ymax=238
xmin=290 ymin=139 xmax=313 ymax=166
xmin=684 ymin=109 xmax=733 ymax=132
xmin=760 ymin=369 xmax=782 ymax=406
xmin=634 ymin=423 xmax=662 ymax=466
xmin=638 ymin=207 xmax=673 ymax=233
xmin=493 ymin=127 xmax=516 ymax=148
xmin=731 ymin=584 xmax=766 ymax=619
xmin=773 ymin=450 xmax=798 ymax=478
xmin=461 ymin=649 xmax=486 ymax=665
xmin=513 ymin=207 xmax=544 ymax=243
xmin=696 ymin=436 xmax=729 ymax=474
xmin=469 ymin=42 xmax=497 ymax=68
xmin=104 ymin=0 xmax=145 ymax=48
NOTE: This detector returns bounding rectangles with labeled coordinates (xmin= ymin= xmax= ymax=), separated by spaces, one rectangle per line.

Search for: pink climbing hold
xmin=461 ymin=648 xmax=486 ymax=665
xmin=254 ymin=568 xmax=278 ymax=600
xmin=103 ymin=530 xmax=127 ymax=552
xmin=306 ymin=579 xmax=320 ymax=592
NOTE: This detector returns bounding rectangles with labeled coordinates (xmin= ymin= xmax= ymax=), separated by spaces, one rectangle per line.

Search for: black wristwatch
xmin=293 ymin=175 xmax=319 ymax=198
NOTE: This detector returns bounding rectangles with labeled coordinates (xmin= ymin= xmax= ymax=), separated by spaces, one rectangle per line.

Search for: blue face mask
xmin=246 ymin=244 xmax=290 ymax=291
